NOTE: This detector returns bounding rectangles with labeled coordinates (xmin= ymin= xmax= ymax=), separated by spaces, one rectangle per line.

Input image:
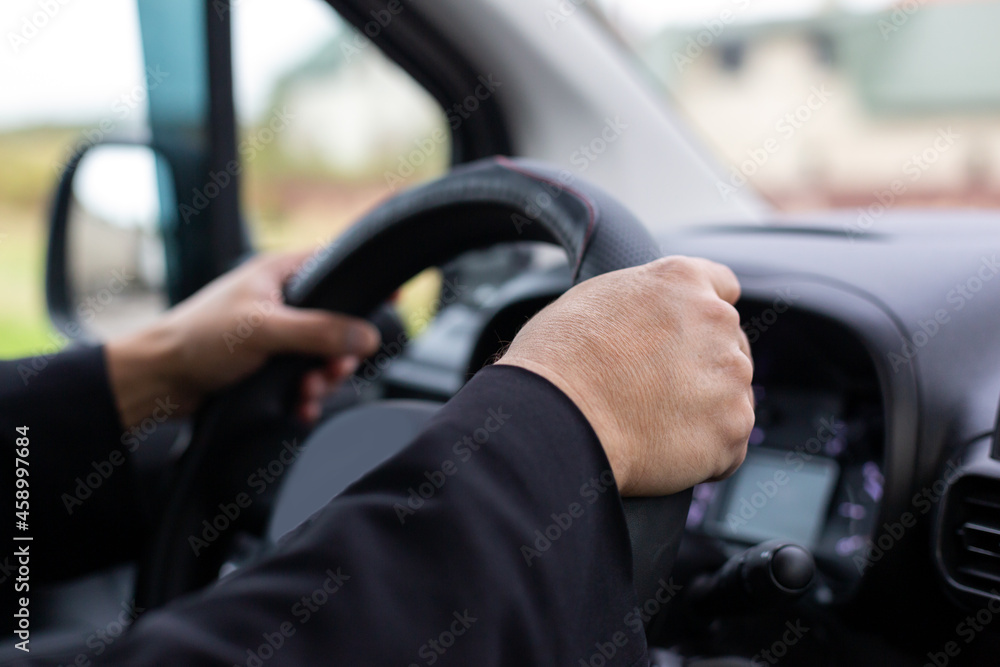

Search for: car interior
xmin=4 ymin=0 xmax=1000 ymax=665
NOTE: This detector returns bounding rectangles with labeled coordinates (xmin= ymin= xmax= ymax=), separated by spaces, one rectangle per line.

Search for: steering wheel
xmin=136 ymin=157 xmax=692 ymax=629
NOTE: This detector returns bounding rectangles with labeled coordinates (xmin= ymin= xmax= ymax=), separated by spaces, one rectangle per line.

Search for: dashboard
xmin=383 ymin=254 xmax=892 ymax=609
xmin=685 ymin=303 xmax=885 ymax=602
xmin=377 ymin=212 xmax=1000 ymax=664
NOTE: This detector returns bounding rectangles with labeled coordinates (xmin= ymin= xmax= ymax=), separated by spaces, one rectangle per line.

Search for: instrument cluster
xmin=685 ymin=304 xmax=886 ymax=600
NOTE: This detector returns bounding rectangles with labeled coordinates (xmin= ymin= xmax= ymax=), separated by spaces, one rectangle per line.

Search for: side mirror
xmin=46 ymin=143 xmax=174 ymax=342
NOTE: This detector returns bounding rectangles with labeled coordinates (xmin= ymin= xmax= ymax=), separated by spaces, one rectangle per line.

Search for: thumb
xmin=261 ymin=306 xmax=381 ymax=358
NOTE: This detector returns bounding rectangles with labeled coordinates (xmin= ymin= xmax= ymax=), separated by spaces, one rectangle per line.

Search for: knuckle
xmin=737 ymin=399 xmax=756 ymax=436
xmin=702 ymin=299 xmax=739 ymax=326
xmin=731 ymin=352 xmax=754 ymax=384
xmin=715 ymin=261 xmax=741 ymax=290
xmin=657 ymin=255 xmax=701 ymax=282
xmin=723 ymin=442 xmax=749 ymax=478
xmin=709 ymin=416 xmax=750 ymax=482
xmin=723 ymin=409 xmax=754 ymax=458
xmin=723 ymin=401 xmax=755 ymax=451
xmin=712 ymin=369 xmax=754 ymax=431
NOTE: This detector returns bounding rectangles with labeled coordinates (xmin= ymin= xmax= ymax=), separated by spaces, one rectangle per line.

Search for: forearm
xmin=0 ymin=347 xmax=146 ymax=629
xmin=105 ymin=324 xmax=189 ymax=428
xmin=65 ymin=365 xmax=646 ymax=666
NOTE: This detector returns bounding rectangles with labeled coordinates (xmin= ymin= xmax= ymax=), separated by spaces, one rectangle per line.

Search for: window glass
xmin=591 ymin=0 xmax=1000 ymax=215
xmin=231 ymin=0 xmax=450 ymax=251
xmin=231 ymin=0 xmax=451 ymax=333
xmin=0 ymin=0 xmax=150 ymax=357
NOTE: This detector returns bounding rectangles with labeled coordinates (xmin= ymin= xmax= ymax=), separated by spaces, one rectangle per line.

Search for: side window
xmin=0 ymin=0 xmax=151 ymax=357
xmin=231 ymin=0 xmax=450 ymax=252
xmin=230 ymin=0 xmax=451 ymax=335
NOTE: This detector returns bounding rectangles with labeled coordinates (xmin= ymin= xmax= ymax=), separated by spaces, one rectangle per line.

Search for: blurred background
xmin=1 ymin=0 xmax=998 ymax=357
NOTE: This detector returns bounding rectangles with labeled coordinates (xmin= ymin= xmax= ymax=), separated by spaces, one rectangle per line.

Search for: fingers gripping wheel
xmin=139 ymin=157 xmax=692 ymax=627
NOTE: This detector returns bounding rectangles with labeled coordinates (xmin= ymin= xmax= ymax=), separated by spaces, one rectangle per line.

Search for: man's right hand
xmin=496 ymin=256 xmax=754 ymax=497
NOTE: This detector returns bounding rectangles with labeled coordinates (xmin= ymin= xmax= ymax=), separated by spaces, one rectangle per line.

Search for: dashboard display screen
xmin=710 ymin=449 xmax=840 ymax=547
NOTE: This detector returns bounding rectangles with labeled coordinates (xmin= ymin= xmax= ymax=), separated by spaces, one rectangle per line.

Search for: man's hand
xmin=106 ymin=252 xmax=381 ymax=428
xmin=497 ymin=256 xmax=754 ymax=497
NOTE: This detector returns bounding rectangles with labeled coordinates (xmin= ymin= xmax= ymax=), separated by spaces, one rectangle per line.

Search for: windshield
xmin=589 ymin=0 xmax=1000 ymax=215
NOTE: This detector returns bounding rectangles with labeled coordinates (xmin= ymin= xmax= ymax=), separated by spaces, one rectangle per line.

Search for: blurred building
xmin=269 ymin=35 xmax=447 ymax=179
xmin=236 ymin=32 xmax=450 ymax=249
xmin=641 ymin=0 xmax=1000 ymax=211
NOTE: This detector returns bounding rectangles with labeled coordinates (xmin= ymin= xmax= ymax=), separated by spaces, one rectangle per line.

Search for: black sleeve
xmin=0 ymin=347 xmax=146 ymax=596
xmin=29 ymin=364 xmax=648 ymax=666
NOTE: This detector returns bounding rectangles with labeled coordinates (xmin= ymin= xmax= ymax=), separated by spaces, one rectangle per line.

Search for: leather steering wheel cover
xmin=283 ymin=157 xmax=662 ymax=313
xmin=141 ymin=156 xmax=691 ymax=621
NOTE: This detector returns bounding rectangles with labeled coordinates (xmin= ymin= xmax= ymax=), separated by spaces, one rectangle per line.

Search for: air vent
xmin=940 ymin=475 xmax=1000 ymax=597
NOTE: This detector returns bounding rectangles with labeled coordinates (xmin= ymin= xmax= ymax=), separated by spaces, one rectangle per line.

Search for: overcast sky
xmin=595 ymin=0 xmax=895 ymax=34
xmin=0 ymin=0 xmax=338 ymax=129
xmin=0 ymin=0 xmax=895 ymax=131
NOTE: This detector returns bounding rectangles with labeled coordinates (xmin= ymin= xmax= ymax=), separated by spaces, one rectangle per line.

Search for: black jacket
xmin=1 ymin=348 xmax=646 ymax=666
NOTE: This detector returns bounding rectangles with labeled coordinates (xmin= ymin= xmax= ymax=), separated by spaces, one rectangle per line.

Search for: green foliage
xmin=0 ymin=129 xmax=69 ymax=358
